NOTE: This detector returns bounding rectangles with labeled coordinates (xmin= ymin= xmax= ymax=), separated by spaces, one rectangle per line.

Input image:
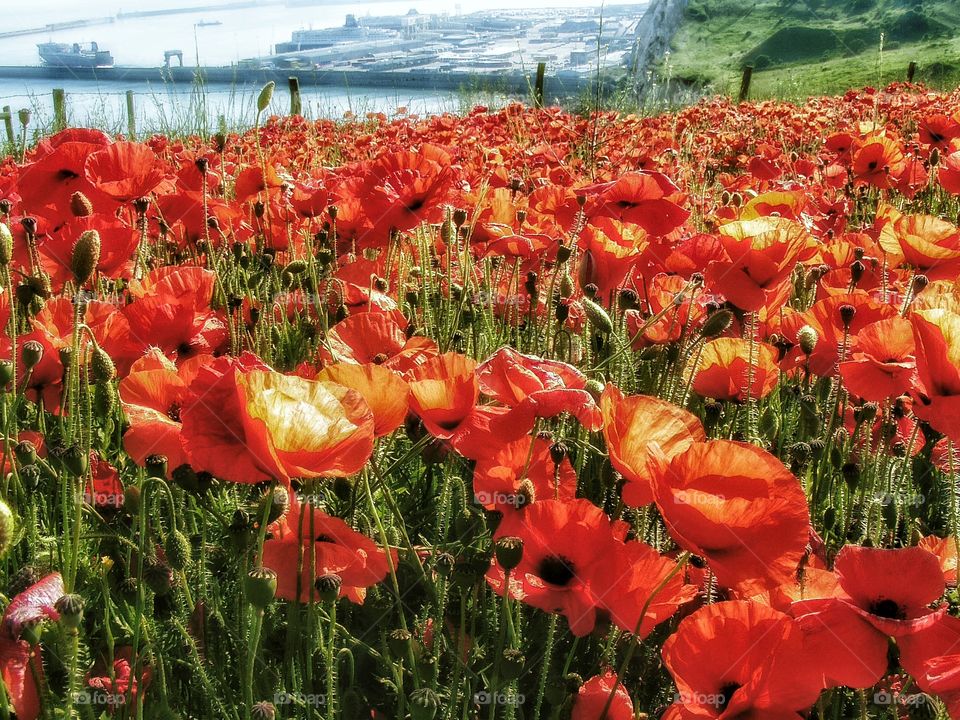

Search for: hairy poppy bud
xmin=549 ymin=442 xmax=567 ymax=465
xmin=94 ymin=381 xmax=117 ymax=416
xmin=55 ymin=593 xmax=84 ymax=629
xmin=256 ymin=81 xmax=275 ymax=113
xmin=583 ymin=298 xmax=613 ymax=334
xmin=245 ymin=566 xmax=277 ymax=608
xmin=494 ymin=536 xmax=524 ymax=571
xmin=409 ymin=688 xmax=440 ymax=720
xmin=71 ymin=230 xmax=101 ymax=285
xmin=515 ymin=478 xmax=536 ymax=509
xmin=822 ymin=507 xmax=837 ymax=534
xmin=0 ymin=360 xmax=12 ymax=386
xmin=797 ymin=325 xmax=818 ymax=356
xmin=849 ymin=259 xmax=865 ymax=286
xmin=0 ymin=223 xmax=11 ymax=266
xmin=929 ymin=148 xmax=941 ymax=168
xmin=165 ymin=530 xmax=192 ymax=571
xmin=912 ymin=274 xmax=929 ymax=295
xmin=22 ymin=340 xmax=43 ymax=370
xmin=584 ymin=379 xmax=604 ymax=402
xmin=123 ymin=485 xmax=141 ymax=515
xmin=20 ymin=464 xmax=40 ymax=491
xmin=0 ymin=499 xmax=14 ymax=559
xmin=314 ymin=573 xmax=342 ymax=603
xmin=842 ymin=462 xmax=860 ymax=490
xmin=70 ymin=192 xmax=94 ymax=218
xmin=90 ymin=345 xmax=116 ymax=382
xmin=700 ymin=309 xmax=734 ymax=338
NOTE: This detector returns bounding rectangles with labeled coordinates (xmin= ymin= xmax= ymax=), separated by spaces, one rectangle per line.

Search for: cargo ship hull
xmin=38 ymin=42 xmax=114 ymax=68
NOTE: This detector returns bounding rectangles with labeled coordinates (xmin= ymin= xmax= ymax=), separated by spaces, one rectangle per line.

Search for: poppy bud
xmin=0 ymin=360 xmax=12 ymax=386
xmin=618 ymin=288 xmax=639 ymax=310
xmin=409 ymin=688 xmax=440 ymax=720
xmin=0 ymin=223 xmax=11 ymax=266
xmin=559 ymin=273 xmax=574 ymax=299
xmin=809 ymin=438 xmax=825 ymax=458
xmin=549 ymin=442 xmax=567 ymax=465
xmin=584 ymin=379 xmax=604 ymax=402
xmin=251 ymin=701 xmax=276 ymax=720
xmin=22 ymin=340 xmax=43 ymax=370
xmin=494 ymin=536 xmax=524 ymax=571
xmin=20 ymin=217 xmax=37 ymax=235
xmin=500 ymin=649 xmax=525 ymax=681
xmin=854 ymin=402 xmax=879 ymax=424
xmin=0 ymin=499 xmax=14 ymax=559
xmin=929 ymin=148 xmax=941 ymax=167
xmin=882 ymin=497 xmax=898 ymax=530
xmin=245 ymin=567 xmax=277 ymax=608
xmin=123 ymin=485 xmax=141 ymax=515
xmin=63 ymin=445 xmax=88 ymax=477
xmin=66 ymin=192 xmax=94 ymax=219
xmin=0 ymin=199 xmax=10 ymax=216
xmin=165 ymin=530 xmax=192 ymax=571
xmin=790 ymin=442 xmax=812 ymax=472
xmin=797 ymin=325 xmax=818 ymax=356
xmin=842 ymin=462 xmax=860 ymax=490
xmin=700 ymin=309 xmax=734 ymax=338
xmin=18 ymin=618 xmax=44 ymax=646
xmin=90 ymin=345 xmax=116 ymax=382
xmin=312 ymin=573 xmax=341 ymax=604
xmin=838 ymin=303 xmax=856 ymax=329
xmin=582 ymin=282 xmax=599 ymax=300
xmin=555 ymin=300 xmax=570 ymax=324
xmin=912 ymin=274 xmax=929 ymax=295
xmin=388 ymin=628 xmax=412 ymax=657
xmin=583 ymin=298 xmax=613 ymax=334
xmin=258 ymin=485 xmax=290 ymax=525
xmin=822 ymin=507 xmax=837 ymax=534
xmin=256 ymin=81 xmax=275 ymax=113
xmin=849 ymin=260 xmax=865 ymax=286
xmin=55 ymin=593 xmax=84 ymax=629
xmin=71 ymin=230 xmax=101 ymax=285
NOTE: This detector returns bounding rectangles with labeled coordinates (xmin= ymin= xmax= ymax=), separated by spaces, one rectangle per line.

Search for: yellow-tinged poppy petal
xmin=316 ymin=362 xmax=409 ymax=437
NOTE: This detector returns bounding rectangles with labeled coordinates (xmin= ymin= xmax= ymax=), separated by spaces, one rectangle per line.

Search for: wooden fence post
xmin=1 ymin=106 xmax=13 ymax=148
xmin=52 ymin=88 xmax=67 ymax=132
xmin=534 ymin=62 xmax=546 ymax=108
xmin=738 ymin=65 xmax=753 ymax=102
xmin=125 ymin=90 xmax=136 ymax=140
xmin=288 ymin=76 xmax=302 ymax=116
xmin=907 ymin=61 xmax=917 ymax=82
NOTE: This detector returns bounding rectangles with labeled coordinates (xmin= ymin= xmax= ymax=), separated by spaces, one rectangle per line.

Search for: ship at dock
xmin=37 ymin=42 xmax=114 ymax=68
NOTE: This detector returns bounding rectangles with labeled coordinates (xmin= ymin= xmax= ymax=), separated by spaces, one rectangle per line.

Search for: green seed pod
xmin=18 ymin=617 xmax=44 ymax=646
xmin=314 ymin=573 xmax=342 ymax=603
xmin=63 ymin=445 xmax=88 ymax=477
xmin=258 ymin=484 xmax=290 ymax=525
xmin=0 ymin=360 xmax=13 ymax=386
xmin=284 ymin=259 xmax=307 ymax=275
xmin=55 ymin=593 xmax=84 ymax=629
xmin=21 ymin=340 xmax=44 ymax=370
xmin=251 ymin=701 xmax=276 ymax=720
xmin=583 ymin=298 xmax=613 ymax=334
xmin=388 ymin=628 xmax=412 ymax=657
xmin=256 ymin=81 xmax=275 ymax=113
xmin=94 ymin=381 xmax=117 ymax=416
xmin=70 ymin=191 xmax=94 ymax=218
xmin=822 ymin=507 xmax=837 ymax=534
xmin=494 ymin=536 xmax=524 ymax=571
xmin=499 ymin=649 xmax=526 ymax=681
xmin=797 ymin=325 xmax=818 ymax=356
xmin=165 ymin=530 xmax=192 ymax=571
xmin=14 ymin=440 xmax=37 ymax=467
xmin=700 ymin=309 xmax=734 ymax=338
xmin=584 ymin=378 xmax=604 ymax=402
xmin=245 ymin=566 xmax=278 ymax=608
xmin=0 ymin=499 xmax=15 ymax=559
xmin=71 ymin=229 xmax=101 ymax=285
xmin=409 ymin=688 xmax=440 ymax=720
xmin=19 ymin=464 xmax=41 ymax=491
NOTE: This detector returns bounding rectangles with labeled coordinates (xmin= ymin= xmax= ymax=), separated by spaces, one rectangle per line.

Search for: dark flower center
xmin=57 ymin=169 xmax=79 ymax=181
xmin=315 ymin=534 xmax=335 ymax=544
xmin=167 ymin=403 xmax=182 ymax=422
xmin=536 ymin=554 xmax=576 ymax=587
xmin=717 ymin=682 xmax=741 ymax=712
xmin=869 ymin=598 xmax=905 ymax=620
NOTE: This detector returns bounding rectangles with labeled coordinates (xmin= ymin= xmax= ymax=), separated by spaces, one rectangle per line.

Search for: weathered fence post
xmin=907 ymin=61 xmax=917 ymax=82
xmin=738 ymin=64 xmax=753 ymax=103
xmin=125 ymin=90 xmax=136 ymax=140
xmin=52 ymin=88 xmax=67 ymax=132
xmin=288 ymin=76 xmax=302 ymax=116
xmin=1 ymin=106 xmax=13 ymax=148
xmin=534 ymin=62 xmax=546 ymax=108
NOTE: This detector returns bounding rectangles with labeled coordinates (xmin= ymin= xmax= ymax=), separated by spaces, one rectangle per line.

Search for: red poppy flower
xmin=662 ymin=601 xmax=822 ymax=720
xmin=472 ymin=434 xmax=577 ymax=512
xmin=692 ymin=337 xmax=780 ymax=402
xmin=84 ymin=141 xmax=167 ymax=203
xmin=838 ymin=316 xmax=916 ymax=401
xmin=653 ymin=440 xmax=810 ymax=594
xmin=918 ymin=114 xmax=960 ymax=151
xmin=851 ymin=134 xmax=905 ymax=189
xmin=910 ymin=310 xmax=960 ymax=442
xmin=38 ymin=214 xmax=139 ymax=290
xmin=478 ymin=347 xmax=601 ymax=438
xmin=705 ymin=217 xmax=814 ymax=311
xmin=581 ymin=171 xmax=689 ymax=236
xmin=486 ymin=498 xmax=617 ymax=636
xmin=16 ymin=141 xmax=111 ymax=224
xmin=322 ymin=311 xmax=437 ymax=372
xmin=938 ymin=150 xmax=960 ymax=194
xmin=600 ymin=385 xmax=705 ymax=507
xmin=262 ymin=492 xmax=394 ymax=604
xmin=917 ymin=535 xmax=958 ymax=586
xmin=86 ymin=647 xmax=152 ymax=711
xmin=571 ymin=672 xmax=633 ymax=720
xmin=314 ymin=362 xmax=408 ymax=437
xmin=890 ymin=214 xmax=960 ymax=281
xmin=791 ymin=545 xmax=947 ymax=689
xmin=898 ymin=615 xmax=960 ymax=718
xmin=0 ymin=573 xmax=64 ymax=720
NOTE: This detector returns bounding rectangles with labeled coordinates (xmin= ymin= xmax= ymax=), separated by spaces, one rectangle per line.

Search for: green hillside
xmin=666 ymin=0 xmax=960 ymax=98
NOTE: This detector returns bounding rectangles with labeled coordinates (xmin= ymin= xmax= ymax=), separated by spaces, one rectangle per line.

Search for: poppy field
xmin=2 ymin=81 xmax=960 ymax=719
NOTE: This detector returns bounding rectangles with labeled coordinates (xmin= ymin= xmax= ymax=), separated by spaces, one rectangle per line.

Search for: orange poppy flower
xmin=571 ymin=673 xmax=633 ymax=720
xmin=405 ymin=352 xmax=479 ymax=439
xmin=84 ymin=141 xmax=167 ymax=202
xmin=653 ymin=440 xmax=810 ymax=594
xmin=323 ymin=311 xmax=437 ymax=372
xmin=851 ymin=134 xmax=905 ymax=189
xmin=838 ymin=316 xmax=916 ymax=402
xmin=938 ymin=150 xmax=960 ymax=194
xmin=917 ymin=535 xmax=959 ymax=587
xmin=471 ymin=434 xmax=577 ymax=512
xmin=910 ymin=309 xmax=960 ymax=442
xmin=692 ymin=337 xmax=780 ymax=402
xmin=581 ymin=171 xmax=689 ymax=237
xmin=898 ymin=615 xmax=960 ymax=718
xmin=314 ymin=362 xmax=408 ymax=437
xmin=600 ymin=385 xmax=705 ymax=507
xmin=893 ymin=214 xmax=960 ymax=281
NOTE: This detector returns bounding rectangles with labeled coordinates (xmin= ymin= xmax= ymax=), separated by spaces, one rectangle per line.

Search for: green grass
xmin=666 ymin=0 xmax=960 ymax=99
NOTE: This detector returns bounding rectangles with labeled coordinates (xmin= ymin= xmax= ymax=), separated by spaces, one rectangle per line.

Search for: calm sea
xmin=0 ymin=0 xmax=635 ymax=129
